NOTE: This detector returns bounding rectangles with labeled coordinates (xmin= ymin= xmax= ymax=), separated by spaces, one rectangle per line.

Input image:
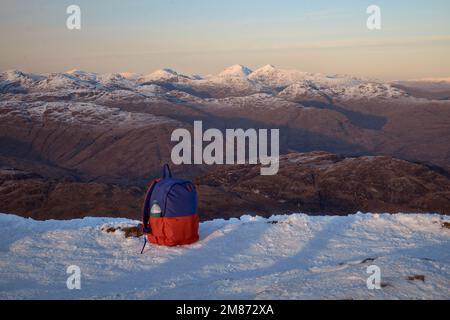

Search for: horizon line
xmin=3 ymin=64 xmax=450 ymax=83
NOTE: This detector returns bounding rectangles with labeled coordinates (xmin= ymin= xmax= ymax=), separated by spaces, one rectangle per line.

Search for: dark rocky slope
xmin=195 ymin=152 xmax=450 ymax=219
xmin=2 ymin=152 xmax=449 ymax=220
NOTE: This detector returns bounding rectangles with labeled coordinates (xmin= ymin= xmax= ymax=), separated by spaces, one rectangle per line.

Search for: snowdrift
xmin=0 ymin=213 xmax=448 ymax=299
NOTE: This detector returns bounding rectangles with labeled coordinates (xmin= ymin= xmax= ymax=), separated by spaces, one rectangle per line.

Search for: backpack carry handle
xmin=162 ymin=164 xmax=172 ymax=179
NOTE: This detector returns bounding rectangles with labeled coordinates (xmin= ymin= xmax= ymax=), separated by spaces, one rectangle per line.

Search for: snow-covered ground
xmin=0 ymin=213 xmax=448 ymax=300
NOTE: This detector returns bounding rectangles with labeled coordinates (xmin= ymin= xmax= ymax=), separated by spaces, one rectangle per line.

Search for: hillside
xmin=1 ymin=66 xmax=450 ymax=220
xmin=1 ymin=152 xmax=450 ymax=221
xmin=2 ymin=66 xmax=450 ymax=175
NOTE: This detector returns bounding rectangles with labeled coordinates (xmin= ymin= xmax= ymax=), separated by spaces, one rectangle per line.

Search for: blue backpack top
xmin=141 ymin=164 xmax=199 ymax=248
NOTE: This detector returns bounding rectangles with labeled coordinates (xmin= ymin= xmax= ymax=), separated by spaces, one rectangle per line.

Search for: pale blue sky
xmin=1 ymin=0 xmax=449 ymax=79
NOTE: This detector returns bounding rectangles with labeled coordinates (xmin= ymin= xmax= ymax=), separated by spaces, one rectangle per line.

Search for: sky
xmin=1 ymin=0 xmax=449 ymax=80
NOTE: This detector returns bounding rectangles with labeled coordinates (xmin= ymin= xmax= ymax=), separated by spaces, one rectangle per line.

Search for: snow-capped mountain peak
xmin=0 ymin=65 xmax=415 ymax=101
xmin=95 ymin=73 xmax=137 ymax=90
xmin=119 ymin=72 xmax=143 ymax=80
xmin=278 ymin=80 xmax=327 ymax=101
xmin=327 ymin=82 xmax=409 ymax=100
xmin=157 ymin=68 xmax=178 ymax=76
xmin=2 ymin=69 xmax=45 ymax=82
xmin=218 ymin=64 xmax=253 ymax=77
xmin=0 ymin=70 xmax=46 ymax=93
xmin=255 ymin=64 xmax=277 ymax=72
xmin=3 ymin=69 xmax=26 ymax=79
xmin=249 ymin=65 xmax=310 ymax=88
xmin=65 ymin=69 xmax=98 ymax=82
xmin=140 ymin=68 xmax=186 ymax=83
xmin=190 ymin=74 xmax=203 ymax=80
xmin=97 ymin=73 xmax=126 ymax=81
xmin=36 ymin=73 xmax=98 ymax=91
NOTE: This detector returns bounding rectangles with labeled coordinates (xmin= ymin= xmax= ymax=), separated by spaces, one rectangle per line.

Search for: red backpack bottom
xmin=147 ymin=214 xmax=199 ymax=246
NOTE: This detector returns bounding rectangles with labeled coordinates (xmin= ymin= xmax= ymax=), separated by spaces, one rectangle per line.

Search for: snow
xmin=1 ymin=70 xmax=43 ymax=82
xmin=96 ymin=73 xmax=135 ymax=89
xmin=140 ymin=68 xmax=187 ymax=83
xmin=196 ymin=65 xmax=258 ymax=93
xmin=0 ymin=212 xmax=448 ymax=300
xmin=135 ymin=84 xmax=166 ymax=96
xmin=324 ymin=83 xmax=409 ymax=101
xmin=0 ymin=70 xmax=46 ymax=93
xmin=249 ymin=65 xmax=312 ymax=87
xmin=0 ymin=101 xmax=174 ymax=127
xmin=0 ymin=66 xmax=427 ymax=102
xmin=249 ymin=65 xmax=373 ymax=95
xmin=218 ymin=64 xmax=253 ymax=78
xmin=278 ymin=81 xmax=326 ymax=101
xmin=119 ymin=72 xmax=142 ymax=81
xmin=209 ymin=93 xmax=299 ymax=110
xmin=33 ymin=73 xmax=100 ymax=92
xmin=65 ymin=70 xmax=98 ymax=82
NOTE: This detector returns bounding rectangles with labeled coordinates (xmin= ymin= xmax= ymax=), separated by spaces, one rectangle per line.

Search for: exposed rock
xmin=1 ymin=152 xmax=449 ymax=221
xmin=407 ymin=275 xmax=425 ymax=282
xmin=0 ymin=168 xmax=143 ymax=220
xmin=101 ymin=225 xmax=143 ymax=238
xmin=195 ymin=152 xmax=450 ymax=219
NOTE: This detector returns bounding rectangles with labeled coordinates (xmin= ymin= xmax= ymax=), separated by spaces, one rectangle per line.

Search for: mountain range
xmin=0 ymin=65 xmax=412 ymax=100
xmin=1 ymin=65 xmax=449 ymax=219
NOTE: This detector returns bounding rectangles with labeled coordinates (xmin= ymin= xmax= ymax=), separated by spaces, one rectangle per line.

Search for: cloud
xmin=273 ymin=35 xmax=450 ymax=50
xmin=416 ymin=77 xmax=450 ymax=82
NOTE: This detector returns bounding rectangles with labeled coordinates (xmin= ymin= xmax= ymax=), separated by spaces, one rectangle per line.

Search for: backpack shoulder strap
xmin=142 ymin=179 xmax=159 ymax=233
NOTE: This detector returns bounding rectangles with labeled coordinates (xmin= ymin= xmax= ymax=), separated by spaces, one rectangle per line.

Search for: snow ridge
xmin=0 ymin=212 xmax=448 ymax=299
xmin=0 ymin=65 xmax=416 ymax=102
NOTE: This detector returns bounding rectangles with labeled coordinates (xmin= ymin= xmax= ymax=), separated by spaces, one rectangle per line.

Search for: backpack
xmin=140 ymin=164 xmax=199 ymax=249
